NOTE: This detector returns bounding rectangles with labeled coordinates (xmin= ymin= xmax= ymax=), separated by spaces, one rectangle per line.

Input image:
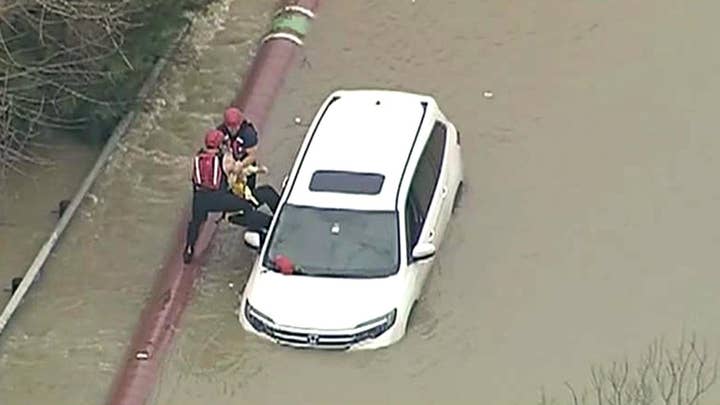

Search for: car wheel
xmin=452 ymin=181 xmax=464 ymax=213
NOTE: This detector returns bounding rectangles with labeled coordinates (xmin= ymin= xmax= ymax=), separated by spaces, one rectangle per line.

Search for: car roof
xmin=286 ymin=89 xmax=437 ymax=211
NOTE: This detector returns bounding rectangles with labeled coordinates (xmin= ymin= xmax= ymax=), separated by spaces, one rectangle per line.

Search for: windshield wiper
xmin=264 ymin=257 xmax=373 ymax=278
xmin=295 ymin=268 xmax=357 ymax=278
xmin=262 ymin=262 xmax=275 ymax=273
xmin=309 ymin=273 xmax=353 ymax=279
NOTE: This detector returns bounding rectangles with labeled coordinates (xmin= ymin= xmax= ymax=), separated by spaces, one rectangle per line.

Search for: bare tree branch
xmin=546 ymin=335 xmax=718 ymax=405
xmin=0 ymin=0 xmax=139 ymax=177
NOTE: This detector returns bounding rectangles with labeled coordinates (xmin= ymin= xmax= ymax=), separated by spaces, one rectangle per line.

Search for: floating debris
xmin=483 ymin=90 xmax=494 ymax=99
xmin=228 ymin=282 xmax=235 ymax=289
xmin=3 ymin=277 xmax=22 ymax=293
xmin=294 ymin=116 xmax=302 ymax=125
xmin=51 ymin=199 xmax=71 ymax=218
xmin=11 ymin=277 xmax=21 ymax=293
xmin=86 ymin=193 xmax=99 ymax=204
xmin=135 ymin=350 xmax=150 ymax=360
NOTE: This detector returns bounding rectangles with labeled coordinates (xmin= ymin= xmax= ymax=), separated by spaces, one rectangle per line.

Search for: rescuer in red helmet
xmin=217 ymin=107 xmax=260 ymax=191
xmin=183 ymin=129 xmax=271 ymax=264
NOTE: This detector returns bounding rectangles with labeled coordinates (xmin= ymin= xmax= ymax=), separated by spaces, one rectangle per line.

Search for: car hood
xmin=245 ymin=270 xmax=404 ymax=330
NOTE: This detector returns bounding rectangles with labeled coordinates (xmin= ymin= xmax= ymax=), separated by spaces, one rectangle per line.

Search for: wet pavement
xmin=4 ymin=0 xmax=720 ymax=404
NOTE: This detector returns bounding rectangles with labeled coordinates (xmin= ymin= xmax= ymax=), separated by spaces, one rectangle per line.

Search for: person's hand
xmin=243 ymin=164 xmax=267 ymax=175
xmin=233 ymin=161 xmax=244 ymax=174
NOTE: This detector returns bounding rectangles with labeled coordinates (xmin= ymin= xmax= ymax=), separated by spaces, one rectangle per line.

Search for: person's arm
xmin=239 ymin=124 xmax=259 ymax=167
xmin=217 ymin=125 xmax=232 ymax=154
xmin=222 ymin=152 xmax=237 ymax=175
xmin=241 ymin=146 xmax=257 ymax=167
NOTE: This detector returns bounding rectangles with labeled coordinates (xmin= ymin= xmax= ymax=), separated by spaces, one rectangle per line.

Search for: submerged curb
xmin=0 ymin=22 xmax=193 ymax=337
xmin=106 ymin=1 xmax=320 ymax=404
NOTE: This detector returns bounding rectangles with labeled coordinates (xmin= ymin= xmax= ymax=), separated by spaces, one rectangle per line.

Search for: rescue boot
xmin=243 ymin=229 xmax=267 ymax=250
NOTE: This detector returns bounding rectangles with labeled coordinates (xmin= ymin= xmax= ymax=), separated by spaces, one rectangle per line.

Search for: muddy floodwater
xmin=153 ymin=1 xmax=720 ymax=404
xmin=0 ymin=136 xmax=99 ymax=306
xmin=4 ymin=0 xmax=720 ymax=404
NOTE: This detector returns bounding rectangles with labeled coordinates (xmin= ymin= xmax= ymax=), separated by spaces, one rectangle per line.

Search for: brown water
xmin=0 ymin=136 xmax=99 ymax=307
xmin=153 ymin=1 xmax=720 ymax=404
xmin=3 ymin=0 xmax=720 ymax=404
xmin=0 ymin=1 xmax=272 ymax=404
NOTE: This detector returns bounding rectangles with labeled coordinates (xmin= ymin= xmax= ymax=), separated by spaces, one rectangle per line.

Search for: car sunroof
xmin=309 ymin=170 xmax=385 ymax=195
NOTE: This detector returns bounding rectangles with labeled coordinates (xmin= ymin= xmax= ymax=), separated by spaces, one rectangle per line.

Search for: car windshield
xmin=263 ymin=204 xmax=400 ymax=278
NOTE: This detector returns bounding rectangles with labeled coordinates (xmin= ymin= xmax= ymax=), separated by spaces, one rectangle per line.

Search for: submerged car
xmin=239 ymin=89 xmax=464 ymax=350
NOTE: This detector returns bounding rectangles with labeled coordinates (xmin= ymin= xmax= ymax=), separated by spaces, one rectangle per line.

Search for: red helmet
xmin=204 ymin=129 xmax=224 ymax=149
xmin=274 ymin=255 xmax=295 ymax=275
xmin=223 ymin=107 xmax=244 ymax=127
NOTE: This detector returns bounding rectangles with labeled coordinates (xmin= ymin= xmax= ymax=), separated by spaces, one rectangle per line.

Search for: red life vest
xmin=192 ymin=150 xmax=223 ymax=191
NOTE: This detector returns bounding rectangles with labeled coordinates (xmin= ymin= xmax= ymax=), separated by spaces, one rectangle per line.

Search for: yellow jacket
xmin=228 ymin=164 xmax=267 ymax=205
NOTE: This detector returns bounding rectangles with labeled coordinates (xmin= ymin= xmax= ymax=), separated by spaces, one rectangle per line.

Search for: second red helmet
xmin=223 ymin=107 xmax=244 ymax=127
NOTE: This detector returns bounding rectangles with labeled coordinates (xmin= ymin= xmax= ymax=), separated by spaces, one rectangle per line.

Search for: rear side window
xmin=425 ymin=122 xmax=447 ymax=181
xmin=309 ymin=170 xmax=385 ymax=195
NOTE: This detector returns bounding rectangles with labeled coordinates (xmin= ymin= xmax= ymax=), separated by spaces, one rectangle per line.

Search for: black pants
xmin=246 ymin=172 xmax=257 ymax=191
xmin=245 ymin=161 xmax=258 ymax=191
xmin=252 ymin=184 xmax=279 ymax=212
xmin=227 ymin=184 xmax=280 ymax=230
xmin=185 ymin=189 xmax=273 ymax=250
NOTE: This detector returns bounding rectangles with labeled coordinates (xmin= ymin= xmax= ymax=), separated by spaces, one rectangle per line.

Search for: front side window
xmin=405 ymin=194 xmax=423 ymax=251
xmin=263 ymin=204 xmax=400 ymax=278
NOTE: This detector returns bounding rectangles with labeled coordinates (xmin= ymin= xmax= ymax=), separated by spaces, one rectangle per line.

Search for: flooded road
xmin=0 ymin=1 xmax=272 ymax=404
xmin=154 ymin=1 xmax=720 ymax=404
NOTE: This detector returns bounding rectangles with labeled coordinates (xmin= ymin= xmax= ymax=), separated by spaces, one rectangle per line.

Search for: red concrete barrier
xmin=106 ymin=1 xmax=319 ymax=404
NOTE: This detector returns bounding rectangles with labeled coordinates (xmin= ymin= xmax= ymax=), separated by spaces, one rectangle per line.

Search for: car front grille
xmin=266 ymin=325 xmax=357 ymax=349
xmin=244 ymin=302 xmax=393 ymax=350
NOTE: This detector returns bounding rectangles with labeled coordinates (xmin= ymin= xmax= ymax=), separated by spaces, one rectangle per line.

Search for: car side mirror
xmin=411 ymin=242 xmax=436 ymax=261
xmin=243 ymin=231 xmax=261 ymax=251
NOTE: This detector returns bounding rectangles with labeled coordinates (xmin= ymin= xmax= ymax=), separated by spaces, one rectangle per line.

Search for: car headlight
xmin=355 ymin=309 xmax=397 ymax=341
xmin=244 ymin=301 xmax=274 ymax=332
